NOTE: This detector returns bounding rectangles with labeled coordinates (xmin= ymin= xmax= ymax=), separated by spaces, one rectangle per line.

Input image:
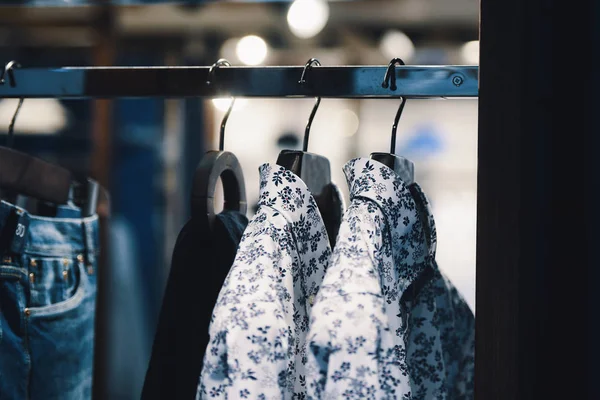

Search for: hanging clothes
xmin=198 ymin=164 xmax=342 ymax=400
xmin=143 ymin=210 xmax=248 ymax=400
xmin=0 ymin=201 xmax=99 ymax=400
xmin=305 ymin=158 xmax=474 ymax=400
xmin=407 ymin=182 xmax=475 ymax=399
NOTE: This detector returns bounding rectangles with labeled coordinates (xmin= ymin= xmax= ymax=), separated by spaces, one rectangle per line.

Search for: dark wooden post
xmin=90 ymin=4 xmax=115 ymax=400
xmin=477 ymin=1 xmax=594 ymax=399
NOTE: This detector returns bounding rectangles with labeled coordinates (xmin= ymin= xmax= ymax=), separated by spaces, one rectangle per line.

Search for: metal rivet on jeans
xmin=62 ymin=258 xmax=69 ymax=266
xmin=30 ymin=259 xmax=37 ymax=267
xmin=24 ymin=308 xmax=30 ymax=317
xmin=29 ymin=273 xmax=35 ymax=283
xmin=62 ymin=270 xmax=68 ymax=280
xmin=77 ymin=254 xmax=84 ymax=263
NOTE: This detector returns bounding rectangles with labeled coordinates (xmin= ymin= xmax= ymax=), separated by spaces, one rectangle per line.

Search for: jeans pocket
xmin=27 ymin=259 xmax=89 ymax=318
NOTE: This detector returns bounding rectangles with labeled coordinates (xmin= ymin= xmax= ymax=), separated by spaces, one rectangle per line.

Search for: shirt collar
xmin=258 ymin=163 xmax=333 ymax=311
xmin=343 ymin=157 xmax=430 ymax=293
xmin=258 ymin=163 xmax=317 ymax=223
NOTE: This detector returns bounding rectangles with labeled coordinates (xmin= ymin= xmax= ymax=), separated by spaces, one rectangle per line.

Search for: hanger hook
xmin=390 ymin=97 xmax=407 ymax=153
xmin=299 ymin=58 xmax=321 ymax=152
xmin=1 ymin=61 xmax=23 ymax=149
xmin=381 ymin=58 xmax=407 ymax=153
xmin=207 ymin=59 xmax=235 ymax=151
xmin=381 ymin=57 xmax=405 ymax=91
xmin=0 ymin=60 xmax=21 ymax=87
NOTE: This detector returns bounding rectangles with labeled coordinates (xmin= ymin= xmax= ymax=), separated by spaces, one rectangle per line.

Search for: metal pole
xmin=0 ymin=65 xmax=478 ymax=99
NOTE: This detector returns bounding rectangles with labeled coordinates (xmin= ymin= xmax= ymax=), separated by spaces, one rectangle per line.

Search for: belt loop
xmin=0 ymin=205 xmax=11 ymax=255
xmin=11 ymin=210 xmax=30 ymax=255
xmin=82 ymin=219 xmax=97 ymax=274
xmin=0 ymin=208 xmax=30 ymax=257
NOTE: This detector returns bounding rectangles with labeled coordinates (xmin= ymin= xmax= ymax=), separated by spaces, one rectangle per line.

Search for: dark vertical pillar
xmin=90 ymin=4 xmax=115 ymax=400
xmin=477 ymin=1 xmax=593 ymax=400
xmin=182 ymin=54 xmax=212 ymax=221
xmin=587 ymin=2 xmax=600 ymax=398
xmin=108 ymin=49 xmax=165 ymax=399
xmin=182 ymin=97 xmax=206 ymax=220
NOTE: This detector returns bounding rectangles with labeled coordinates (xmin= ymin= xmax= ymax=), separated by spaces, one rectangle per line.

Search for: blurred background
xmin=0 ymin=0 xmax=478 ymax=398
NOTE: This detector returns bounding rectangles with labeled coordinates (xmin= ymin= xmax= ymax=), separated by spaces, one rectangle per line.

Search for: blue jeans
xmin=0 ymin=200 xmax=99 ymax=400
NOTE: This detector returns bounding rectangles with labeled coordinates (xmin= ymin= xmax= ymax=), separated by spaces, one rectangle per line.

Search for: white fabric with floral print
xmin=198 ymin=163 xmax=339 ymax=400
xmin=305 ymin=158 xmax=475 ymax=400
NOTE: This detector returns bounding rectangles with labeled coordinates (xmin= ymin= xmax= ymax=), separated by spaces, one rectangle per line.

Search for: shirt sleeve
xmin=198 ymin=209 xmax=297 ymax=400
xmin=306 ymin=200 xmax=411 ymax=400
xmin=199 ymin=302 xmax=294 ymax=399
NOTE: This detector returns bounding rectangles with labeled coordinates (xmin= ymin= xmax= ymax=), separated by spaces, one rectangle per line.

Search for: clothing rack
xmin=0 ymin=65 xmax=478 ymax=98
xmin=0 ymin=62 xmax=479 ymax=400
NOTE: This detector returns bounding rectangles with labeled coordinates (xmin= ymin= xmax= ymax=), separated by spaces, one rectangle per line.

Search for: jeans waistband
xmin=0 ymin=200 xmax=99 ymax=261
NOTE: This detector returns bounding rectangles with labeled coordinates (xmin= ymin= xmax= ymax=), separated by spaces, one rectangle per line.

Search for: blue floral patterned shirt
xmin=198 ymin=163 xmax=337 ymax=400
xmin=305 ymin=158 xmax=475 ymax=400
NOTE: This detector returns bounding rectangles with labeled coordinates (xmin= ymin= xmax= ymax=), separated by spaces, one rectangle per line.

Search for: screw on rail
xmin=452 ymin=75 xmax=464 ymax=87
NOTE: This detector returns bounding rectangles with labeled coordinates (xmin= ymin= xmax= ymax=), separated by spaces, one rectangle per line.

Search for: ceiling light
xmin=211 ymin=98 xmax=248 ymax=112
xmin=235 ymin=35 xmax=268 ymax=66
xmin=379 ymin=30 xmax=416 ymax=62
xmin=287 ymin=0 xmax=330 ymax=39
xmin=460 ymin=40 xmax=479 ymax=64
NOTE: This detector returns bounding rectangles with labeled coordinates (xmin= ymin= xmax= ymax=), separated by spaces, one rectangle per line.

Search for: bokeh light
xmin=235 ymin=35 xmax=268 ymax=65
xmin=460 ymin=40 xmax=479 ymax=64
xmin=379 ymin=30 xmax=416 ymax=62
xmin=287 ymin=0 xmax=330 ymax=39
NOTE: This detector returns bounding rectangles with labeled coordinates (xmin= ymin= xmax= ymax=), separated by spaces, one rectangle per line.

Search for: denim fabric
xmin=0 ymin=200 xmax=99 ymax=400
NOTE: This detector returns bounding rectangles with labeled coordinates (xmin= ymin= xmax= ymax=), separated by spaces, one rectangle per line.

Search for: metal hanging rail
xmin=0 ymin=65 xmax=478 ymax=99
